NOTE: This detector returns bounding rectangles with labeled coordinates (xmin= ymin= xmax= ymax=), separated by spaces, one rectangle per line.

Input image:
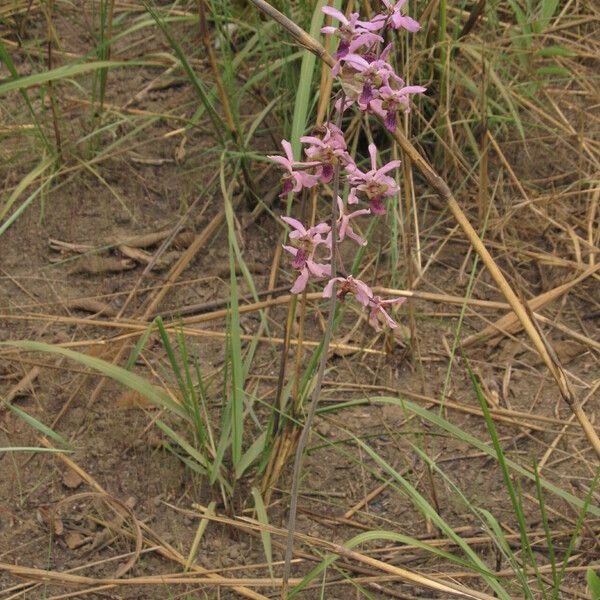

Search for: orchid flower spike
xmin=341 ymin=52 xmax=403 ymax=109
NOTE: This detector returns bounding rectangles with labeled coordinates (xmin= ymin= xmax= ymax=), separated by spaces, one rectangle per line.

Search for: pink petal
xmin=343 ymin=53 xmax=370 ymax=71
xmin=368 ymin=143 xmax=378 ymax=171
xmin=377 ymin=160 xmax=402 ymax=176
xmin=321 ymin=6 xmax=347 ymax=24
xmin=396 ymin=15 xmax=421 ymax=32
xmin=323 ymin=277 xmax=342 ymax=298
xmin=353 ymin=279 xmax=373 ymax=305
xmin=350 ymin=209 xmax=371 ymax=220
xmin=346 ymin=226 xmax=367 ymax=246
xmin=379 ymin=307 xmax=399 ymax=328
xmin=338 ymin=216 xmax=349 ymax=241
xmin=307 ymin=259 xmax=331 ymax=278
xmin=268 ymin=155 xmax=291 ymax=170
xmin=300 ymin=135 xmax=325 ymax=147
xmin=400 ymin=85 xmax=427 ymax=95
xmin=281 ymin=139 xmax=294 ymax=162
xmin=381 ymin=296 xmax=407 ymax=307
xmin=348 ymin=188 xmax=360 ymax=204
xmin=291 ymin=268 xmax=310 ymax=294
xmin=311 ymin=222 xmax=331 ymax=235
xmin=281 ymin=216 xmax=307 ymax=235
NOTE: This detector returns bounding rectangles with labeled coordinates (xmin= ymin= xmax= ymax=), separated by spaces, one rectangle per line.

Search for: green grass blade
xmin=236 ymin=430 xmax=267 ymax=479
xmin=125 ymin=319 xmax=157 ymax=370
xmin=0 ymin=175 xmax=53 ymax=238
xmin=587 ymin=568 xmax=600 ymax=599
xmin=370 ymin=396 xmax=600 ymax=518
xmin=292 ymin=529 xmax=505 ymax=599
xmin=0 ymin=39 xmax=53 ymax=152
xmin=556 ymin=470 xmax=600 ymax=589
xmin=0 ymin=60 xmax=148 ymax=95
xmin=289 ymin=0 xmax=334 ymax=159
xmin=2 ymin=341 xmax=188 ymax=419
xmin=155 ymin=317 xmax=188 ymax=404
xmin=3 ymin=402 xmax=71 ymax=449
xmin=352 ymin=436 xmax=510 ymax=598
xmin=0 ymin=447 xmax=72 ymax=453
xmin=0 ymin=156 xmax=54 ymax=223
xmin=251 ymin=486 xmax=273 ymax=578
xmin=185 ymin=500 xmax=216 ymax=571
xmin=463 ymin=351 xmax=544 ymax=598
xmin=226 ymin=221 xmax=244 ymax=467
xmin=534 ymin=462 xmax=559 ymax=597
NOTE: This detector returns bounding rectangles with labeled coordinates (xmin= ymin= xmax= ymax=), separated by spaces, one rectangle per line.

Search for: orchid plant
xmin=269 ymin=0 xmax=425 ymax=332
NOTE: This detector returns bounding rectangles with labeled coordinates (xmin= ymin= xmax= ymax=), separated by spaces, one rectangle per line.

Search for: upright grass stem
xmin=45 ymin=0 xmax=63 ymax=161
xmin=197 ymin=0 xmax=257 ymax=199
xmin=281 ymin=114 xmax=343 ymax=596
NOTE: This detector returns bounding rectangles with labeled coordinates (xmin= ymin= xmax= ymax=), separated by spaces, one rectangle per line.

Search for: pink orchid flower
xmin=348 ymin=143 xmax=401 ymax=214
xmin=321 ymin=7 xmax=384 ymax=60
xmin=281 ymin=216 xmax=331 ymax=293
xmin=368 ymin=295 xmax=406 ymax=331
xmin=323 ymin=275 xmax=373 ymax=306
xmin=300 ymin=123 xmax=355 ymax=183
xmin=376 ymin=0 xmax=421 ymax=32
xmin=370 ymin=84 xmax=427 ymax=131
xmin=268 ymin=140 xmax=320 ymax=197
xmin=341 ymin=50 xmax=403 ymax=110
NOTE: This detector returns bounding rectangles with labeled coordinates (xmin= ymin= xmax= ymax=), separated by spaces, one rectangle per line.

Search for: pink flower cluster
xmin=268 ymin=1 xmax=422 ymax=331
xmin=325 ymin=1 xmax=426 ymax=132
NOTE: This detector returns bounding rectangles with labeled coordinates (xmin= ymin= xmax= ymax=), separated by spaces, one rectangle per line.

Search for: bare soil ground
xmin=1 ymin=4 xmax=599 ymax=600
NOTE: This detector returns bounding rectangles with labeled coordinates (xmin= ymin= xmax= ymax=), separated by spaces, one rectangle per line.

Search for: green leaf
xmin=0 ymin=39 xmax=53 ymax=152
xmin=289 ymin=0 xmax=334 ymax=160
xmin=236 ymin=430 xmax=267 ymax=479
xmin=1 ymin=341 xmax=187 ymax=419
xmin=222 ymin=155 xmax=245 ymax=468
xmin=141 ymin=0 xmax=225 ymax=141
xmin=536 ymin=66 xmax=571 ymax=77
xmin=371 ymin=396 xmax=600 ymax=517
xmin=0 ymin=157 xmax=54 ymax=223
xmin=3 ymin=402 xmax=71 ymax=449
xmin=0 ymin=447 xmax=72 ymax=454
xmin=0 ymin=60 xmax=148 ymax=95
xmin=536 ymin=45 xmax=576 ymax=58
xmin=587 ymin=568 xmax=600 ymax=600
xmin=251 ymin=487 xmax=273 ymax=578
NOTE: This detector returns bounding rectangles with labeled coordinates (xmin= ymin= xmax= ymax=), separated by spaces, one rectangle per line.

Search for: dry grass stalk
xmin=463 ymin=262 xmax=600 ymax=346
xmin=191 ymin=506 xmax=501 ymax=600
